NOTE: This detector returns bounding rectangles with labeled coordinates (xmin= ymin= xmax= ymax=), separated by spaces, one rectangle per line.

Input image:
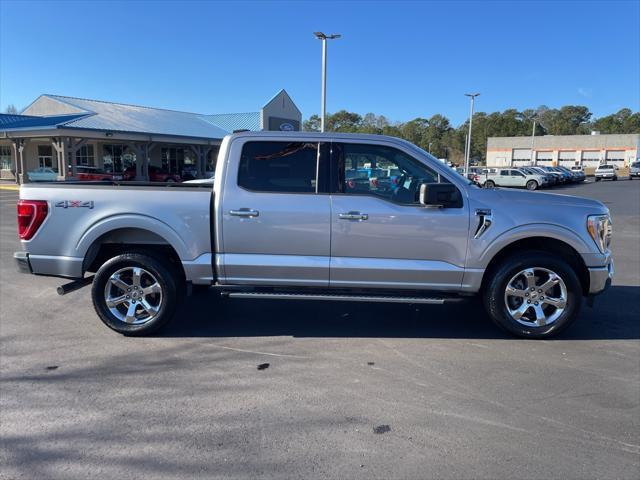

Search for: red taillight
xmin=17 ymin=200 xmax=48 ymax=240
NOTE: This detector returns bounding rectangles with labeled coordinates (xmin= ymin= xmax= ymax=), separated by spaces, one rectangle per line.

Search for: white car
xmin=594 ymin=164 xmax=617 ymax=181
xmin=27 ymin=167 xmax=58 ymax=182
xmin=483 ymin=168 xmax=546 ymax=190
xmin=629 ymin=161 xmax=640 ymax=180
xmin=184 ymin=175 xmax=214 ymax=185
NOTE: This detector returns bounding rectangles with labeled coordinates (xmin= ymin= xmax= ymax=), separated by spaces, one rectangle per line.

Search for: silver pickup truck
xmin=14 ymin=132 xmax=614 ymax=338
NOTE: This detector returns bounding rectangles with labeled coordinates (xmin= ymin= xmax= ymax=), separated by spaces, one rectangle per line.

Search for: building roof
xmin=7 ymin=94 xmax=272 ymax=139
xmin=38 ymin=95 xmax=231 ymax=139
xmin=200 ymin=112 xmax=261 ymax=132
xmin=0 ymin=112 xmax=88 ymax=129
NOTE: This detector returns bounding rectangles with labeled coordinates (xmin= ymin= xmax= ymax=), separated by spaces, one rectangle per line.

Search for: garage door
xmin=582 ymin=150 xmax=601 ymax=168
xmin=606 ymin=150 xmax=625 ymax=168
xmin=512 ymin=149 xmax=531 ymax=166
xmin=558 ymin=150 xmax=577 ymax=167
xmin=536 ymin=151 xmax=553 ymax=166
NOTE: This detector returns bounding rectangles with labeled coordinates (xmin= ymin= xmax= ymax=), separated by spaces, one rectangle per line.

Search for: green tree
xmin=592 ymin=108 xmax=640 ymax=134
xmin=303 ymin=114 xmax=321 ymax=132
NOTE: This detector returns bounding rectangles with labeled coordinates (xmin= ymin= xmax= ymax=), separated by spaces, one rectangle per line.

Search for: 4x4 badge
xmin=55 ymin=200 xmax=94 ymax=209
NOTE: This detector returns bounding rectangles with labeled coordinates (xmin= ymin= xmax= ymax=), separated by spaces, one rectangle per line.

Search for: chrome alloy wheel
xmin=104 ymin=267 xmax=163 ymax=325
xmin=504 ymin=267 xmax=567 ymax=327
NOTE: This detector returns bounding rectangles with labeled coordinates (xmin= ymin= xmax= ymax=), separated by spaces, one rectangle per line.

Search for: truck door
xmin=220 ymin=140 xmax=331 ymax=286
xmin=329 ymin=142 xmax=469 ymax=290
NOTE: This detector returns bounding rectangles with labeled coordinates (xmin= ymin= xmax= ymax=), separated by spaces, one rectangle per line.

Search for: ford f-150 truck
xmin=14 ymin=132 xmax=614 ymax=338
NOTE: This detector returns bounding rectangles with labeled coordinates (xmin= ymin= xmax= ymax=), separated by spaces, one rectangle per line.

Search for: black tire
xmin=613 ymin=176 xmax=618 ymax=181
xmin=595 ymin=177 xmax=600 ymax=182
xmin=92 ymin=252 xmax=178 ymax=336
xmin=485 ymin=180 xmax=495 ymax=188
xmin=526 ymin=180 xmax=538 ymax=191
xmin=483 ymin=251 xmax=582 ymax=339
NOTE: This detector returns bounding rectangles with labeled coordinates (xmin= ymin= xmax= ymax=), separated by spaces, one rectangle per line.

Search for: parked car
xmin=123 ymin=166 xmax=181 ymax=182
xmin=27 ymin=167 xmax=58 ymax=182
xmin=629 ymin=161 xmax=640 ymax=180
xmin=72 ymin=166 xmax=123 ymax=181
xmin=594 ymin=164 xmax=618 ymax=181
xmin=520 ymin=167 xmax=553 ymax=187
xmin=14 ymin=131 xmax=613 ymax=339
xmin=528 ymin=167 xmax=558 ymax=185
xmin=557 ymin=165 xmax=585 ymax=183
xmin=541 ymin=166 xmax=571 ymax=184
xmin=483 ymin=168 xmax=546 ymax=190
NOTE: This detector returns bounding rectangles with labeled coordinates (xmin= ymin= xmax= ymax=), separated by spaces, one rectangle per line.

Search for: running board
xmin=225 ymin=292 xmax=463 ymax=304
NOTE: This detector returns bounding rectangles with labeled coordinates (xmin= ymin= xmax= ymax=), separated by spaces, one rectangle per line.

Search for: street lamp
xmin=314 ymin=31 xmax=341 ymax=132
xmin=464 ymin=93 xmax=480 ymax=175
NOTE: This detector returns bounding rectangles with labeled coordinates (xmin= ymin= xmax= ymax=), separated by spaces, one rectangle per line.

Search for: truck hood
xmin=475 ymin=187 xmax=608 ymax=213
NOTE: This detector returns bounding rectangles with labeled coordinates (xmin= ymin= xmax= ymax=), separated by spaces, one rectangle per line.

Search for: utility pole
xmin=464 ymin=93 xmax=480 ymax=176
xmin=314 ymin=32 xmax=341 ymax=132
xmin=529 ymin=120 xmax=536 ymax=166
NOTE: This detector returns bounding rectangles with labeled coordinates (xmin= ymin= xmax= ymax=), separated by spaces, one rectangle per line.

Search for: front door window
xmin=339 ymin=143 xmax=441 ymax=204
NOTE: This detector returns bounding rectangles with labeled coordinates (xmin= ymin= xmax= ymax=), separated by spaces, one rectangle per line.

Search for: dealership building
xmin=0 ymin=90 xmax=302 ymax=182
xmin=486 ymin=133 xmax=639 ymax=169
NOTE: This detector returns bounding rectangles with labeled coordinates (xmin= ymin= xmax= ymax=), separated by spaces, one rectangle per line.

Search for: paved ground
xmin=1 ymin=180 xmax=639 ymax=479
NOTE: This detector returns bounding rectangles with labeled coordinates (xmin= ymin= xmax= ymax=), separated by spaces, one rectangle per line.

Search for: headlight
xmin=587 ymin=214 xmax=612 ymax=253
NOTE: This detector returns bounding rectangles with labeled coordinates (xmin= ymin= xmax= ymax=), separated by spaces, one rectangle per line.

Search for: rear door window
xmin=238 ymin=141 xmax=327 ymax=193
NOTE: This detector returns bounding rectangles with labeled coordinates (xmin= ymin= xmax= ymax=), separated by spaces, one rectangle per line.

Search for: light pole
xmin=529 ymin=119 xmax=536 ymax=166
xmin=314 ymin=32 xmax=341 ymax=132
xmin=464 ymin=93 xmax=480 ymax=175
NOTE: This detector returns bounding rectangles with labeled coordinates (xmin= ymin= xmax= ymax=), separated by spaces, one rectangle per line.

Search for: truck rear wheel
xmin=483 ymin=251 xmax=582 ymax=338
xmin=484 ymin=180 xmax=495 ymax=188
xmin=92 ymin=253 xmax=178 ymax=335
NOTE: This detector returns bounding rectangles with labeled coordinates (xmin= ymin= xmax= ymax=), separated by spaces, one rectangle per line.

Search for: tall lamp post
xmin=464 ymin=93 xmax=480 ymax=175
xmin=314 ymin=32 xmax=341 ymax=132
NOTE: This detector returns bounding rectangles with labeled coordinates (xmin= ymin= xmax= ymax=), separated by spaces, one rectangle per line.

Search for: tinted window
xmin=500 ymin=170 xmax=510 ymax=176
xmin=338 ymin=143 xmax=443 ymax=204
xmin=238 ymin=142 xmax=319 ymax=193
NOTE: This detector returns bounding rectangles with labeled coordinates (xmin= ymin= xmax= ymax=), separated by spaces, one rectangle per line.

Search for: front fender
xmin=471 ymin=223 xmax=595 ymax=270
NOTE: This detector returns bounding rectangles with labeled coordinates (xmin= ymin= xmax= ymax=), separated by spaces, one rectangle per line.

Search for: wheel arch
xmin=481 ymin=236 xmax=590 ymax=296
xmin=78 ymin=217 xmax=189 ymax=283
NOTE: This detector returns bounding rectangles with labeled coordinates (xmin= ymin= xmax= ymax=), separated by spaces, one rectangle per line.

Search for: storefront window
xmin=0 ymin=145 xmax=11 ymax=170
xmin=38 ymin=145 xmax=55 ymax=169
xmin=103 ymin=144 xmax=134 ymax=173
xmin=76 ymin=145 xmax=95 ymax=166
xmin=161 ymin=147 xmax=184 ymax=174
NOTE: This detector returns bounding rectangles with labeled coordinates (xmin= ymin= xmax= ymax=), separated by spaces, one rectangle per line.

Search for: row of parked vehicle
xmin=27 ymin=165 xmax=183 ymax=183
xmin=458 ymin=165 xmax=586 ymax=190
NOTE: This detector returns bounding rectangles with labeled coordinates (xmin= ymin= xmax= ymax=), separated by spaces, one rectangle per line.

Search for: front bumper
xmin=14 ymin=251 xmax=32 ymax=274
xmin=588 ymin=257 xmax=614 ymax=295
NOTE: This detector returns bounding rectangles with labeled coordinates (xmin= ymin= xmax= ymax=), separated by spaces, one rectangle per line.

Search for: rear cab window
xmin=237 ymin=141 xmax=328 ymax=193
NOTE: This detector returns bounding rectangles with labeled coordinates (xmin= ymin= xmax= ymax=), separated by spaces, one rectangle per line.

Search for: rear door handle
xmin=229 ymin=208 xmax=259 ymax=218
xmin=339 ymin=211 xmax=368 ymax=221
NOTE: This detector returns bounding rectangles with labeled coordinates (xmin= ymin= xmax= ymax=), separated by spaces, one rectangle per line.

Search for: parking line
xmin=0 ymin=185 xmax=19 ymax=191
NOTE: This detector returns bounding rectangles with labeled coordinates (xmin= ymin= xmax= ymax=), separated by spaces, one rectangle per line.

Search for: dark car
xmin=123 ymin=166 xmax=181 ymax=182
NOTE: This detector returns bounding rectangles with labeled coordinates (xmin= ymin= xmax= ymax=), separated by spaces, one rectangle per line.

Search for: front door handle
xmin=339 ymin=211 xmax=368 ymax=221
xmin=229 ymin=208 xmax=259 ymax=218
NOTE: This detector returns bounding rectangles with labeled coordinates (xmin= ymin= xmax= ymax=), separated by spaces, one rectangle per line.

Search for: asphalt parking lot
xmin=1 ymin=180 xmax=639 ymax=479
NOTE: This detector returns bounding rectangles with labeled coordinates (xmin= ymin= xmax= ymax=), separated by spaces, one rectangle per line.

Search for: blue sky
xmin=1 ymin=0 xmax=638 ymax=125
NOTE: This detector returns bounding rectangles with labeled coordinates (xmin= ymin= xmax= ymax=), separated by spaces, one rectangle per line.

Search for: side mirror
xmin=419 ymin=183 xmax=462 ymax=208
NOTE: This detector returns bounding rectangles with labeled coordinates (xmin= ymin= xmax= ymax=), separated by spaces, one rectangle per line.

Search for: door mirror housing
xmin=419 ymin=183 xmax=462 ymax=208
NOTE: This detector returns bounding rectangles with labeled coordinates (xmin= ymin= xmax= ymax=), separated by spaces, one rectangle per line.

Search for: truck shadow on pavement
xmin=161 ymin=285 xmax=640 ymax=340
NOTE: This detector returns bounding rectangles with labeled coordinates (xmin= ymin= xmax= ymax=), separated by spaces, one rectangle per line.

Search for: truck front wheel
xmin=483 ymin=251 xmax=582 ymax=338
xmin=92 ymin=253 xmax=178 ymax=335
